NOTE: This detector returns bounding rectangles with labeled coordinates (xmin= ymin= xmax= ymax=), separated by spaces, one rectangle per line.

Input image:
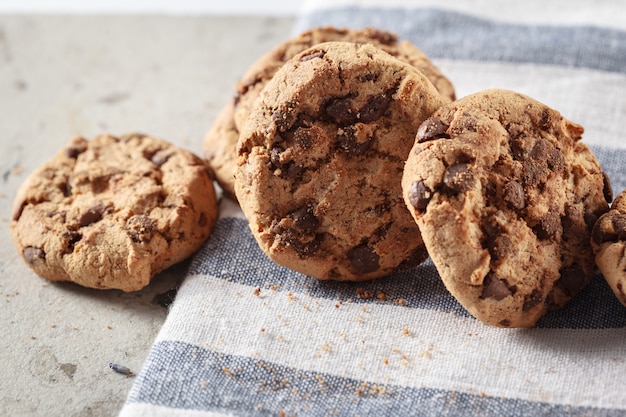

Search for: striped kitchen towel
xmin=119 ymin=1 xmax=626 ymax=416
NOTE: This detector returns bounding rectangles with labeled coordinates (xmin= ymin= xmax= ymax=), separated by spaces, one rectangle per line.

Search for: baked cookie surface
xmin=203 ymin=26 xmax=455 ymax=199
xmin=11 ymin=133 xmax=218 ymax=292
xmin=236 ymin=41 xmax=445 ymax=281
xmin=592 ymin=190 xmax=626 ymax=306
xmin=402 ymin=89 xmax=611 ymax=327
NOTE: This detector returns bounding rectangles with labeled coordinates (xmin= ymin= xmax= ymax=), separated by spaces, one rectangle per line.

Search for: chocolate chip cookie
xmin=402 ymin=89 xmax=612 ymax=327
xmin=203 ymin=26 xmax=455 ymax=199
xmin=236 ymin=41 xmax=445 ymax=281
xmin=11 ymin=133 xmax=218 ymax=292
xmin=592 ymin=190 xmax=626 ymax=306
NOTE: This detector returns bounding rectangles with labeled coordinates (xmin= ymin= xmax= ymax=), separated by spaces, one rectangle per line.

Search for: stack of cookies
xmin=203 ymin=27 xmax=621 ymax=328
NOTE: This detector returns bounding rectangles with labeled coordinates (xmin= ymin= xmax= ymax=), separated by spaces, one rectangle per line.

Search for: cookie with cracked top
xmin=11 ymin=133 xmax=218 ymax=292
xmin=235 ymin=41 xmax=445 ymax=281
xmin=592 ymin=190 xmax=626 ymax=306
xmin=203 ymin=26 xmax=455 ymax=200
xmin=402 ymin=89 xmax=612 ymax=327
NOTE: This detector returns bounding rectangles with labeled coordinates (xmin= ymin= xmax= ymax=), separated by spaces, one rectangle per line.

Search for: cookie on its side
xmin=204 ymin=26 xmax=455 ymax=200
xmin=11 ymin=133 xmax=218 ymax=292
xmin=402 ymin=89 xmax=612 ymax=327
xmin=236 ymin=41 xmax=445 ymax=281
xmin=592 ymin=190 xmax=626 ymax=306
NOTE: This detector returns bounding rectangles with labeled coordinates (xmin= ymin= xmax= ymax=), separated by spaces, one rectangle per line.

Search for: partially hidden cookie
xmin=204 ymin=26 xmax=455 ymax=199
xmin=592 ymin=190 xmax=626 ymax=306
xmin=401 ymin=89 xmax=612 ymax=327
xmin=11 ymin=133 xmax=218 ymax=292
xmin=236 ymin=41 xmax=445 ymax=281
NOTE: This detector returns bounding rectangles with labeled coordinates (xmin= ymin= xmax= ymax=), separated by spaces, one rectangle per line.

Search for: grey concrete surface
xmin=0 ymin=14 xmax=294 ymax=417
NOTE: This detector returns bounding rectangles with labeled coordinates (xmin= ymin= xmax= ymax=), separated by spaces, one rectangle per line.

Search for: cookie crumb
xmin=253 ymin=287 xmax=261 ymax=296
xmin=356 ymin=288 xmax=373 ymax=299
xmin=395 ymin=298 xmax=406 ymax=306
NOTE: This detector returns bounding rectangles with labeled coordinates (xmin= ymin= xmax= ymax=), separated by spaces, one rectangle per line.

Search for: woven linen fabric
xmin=119 ymin=1 xmax=626 ymax=416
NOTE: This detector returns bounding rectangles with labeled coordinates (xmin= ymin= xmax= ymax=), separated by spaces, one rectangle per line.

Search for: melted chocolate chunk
xmin=408 ymin=180 xmax=432 ymax=211
xmin=62 ymin=229 xmax=82 ymax=254
xmin=348 ymin=244 xmax=380 ymax=274
xmin=416 ymin=117 xmax=449 ymax=143
xmin=503 ymin=180 xmax=525 ymax=210
xmin=78 ymin=204 xmax=107 ymax=227
xmin=289 ymin=205 xmax=319 ymax=233
xmin=336 ymin=127 xmax=372 ymax=157
xmin=23 ymin=246 xmax=45 ymax=264
xmin=480 ymin=273 xmax=513 ymax=301
xmin=325 ymin=97 xmax=357 ymax=126
xmin=272 ymin=107 xmax=297 ymax=132
xmin=443 ymin=163 xmax=473 ymax=193
xmin=358 ymin=93 xmax=392 ymax=123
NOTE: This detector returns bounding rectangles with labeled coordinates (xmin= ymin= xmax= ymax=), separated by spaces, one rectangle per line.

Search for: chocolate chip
xmin=499 ymin=319 xmax=511 ymax=327
xmin=408 ymin=181 xmax=432 ymax=211
xmin=556 ymin=264 xmax=587 ymax=297
xmin=23 ymin=246 xmax=45 ymax=264
xmin=480 ymin=273 xmax=513 ymax=301
xmin=522 ymin=290 xmax=543 ymax=312
xmin=289 ymin=205 xmax=318 ymax=233
xmin=78 ymin=204 xmax=106 ymax=227
xmin=614 ymin=214 xmax=626 ymax=240
xmin=358 ymin=93 xmax=392 ymax=123
xmin=300 ymin=49 xmax=326 ymax=62
xmin=325 ymin=96 xmax=357 ymax=126
xmin=503 ymin=180 xmax=525 ymax=210
xmin=521 ymin=158 xmax=545 ymax=187
xmin=416 ymin=117 xmax=449 ymax=143
xmin=487 ymin=235 xmax=513 ymax=263
xmin=592 ymin=215 xmax=617 ymax=245
xmin=126 ymin=215 xmax=155 ymax=244
xmin=12 ymin=201 xmax=27 ymax=221
xmin=272 ymin=107 xmax=297 ymax=132
xmin=537 ymin=109 xmax=552 ymax=131
xmin=348 ymin=244 xmax=380 ymax=274
xmin=62 ymin=229 xmax=82 ymax=254
xmin=365 ymin=28 xmax=397 ymax=45
xmin=336 ymin=127 xmax=372 ymax=157
xmin=533 ymin=211 xmax=560 ymax=240
xmin=150 ymin=150 xmax=171 ymax=167
xmin=443 ymin=163 xmax=473 ymax=193
xmin=65 ymin=144 xmax=87 ymax=159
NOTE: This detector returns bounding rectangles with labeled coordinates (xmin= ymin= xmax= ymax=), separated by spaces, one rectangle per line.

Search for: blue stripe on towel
xmin=127 ymin=340 xmax=624 ymax=417
xmin=189 ymin=146 xmax=626 ymax=330
xmin=294 ymin=8 xmax=626 ymax=74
